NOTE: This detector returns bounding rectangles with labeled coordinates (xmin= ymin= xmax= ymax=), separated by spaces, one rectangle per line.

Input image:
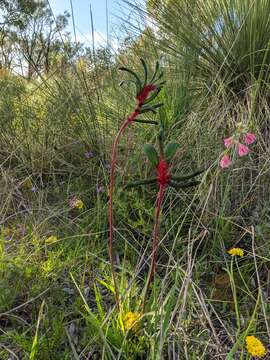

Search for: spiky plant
xmin=145 ymin=0 xmax=270 ymax=102
xmin=125 ymin=124 xmax=203 ymax=310
xmin=109 ymin=59 xmax=165 ymax=307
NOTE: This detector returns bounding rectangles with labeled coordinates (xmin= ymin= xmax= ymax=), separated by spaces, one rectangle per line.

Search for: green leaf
xmin=140 ymin=58 xmax=148 ymax=87
xmin=118 ymin=67 xmax=142 ymax=93
xmin=171 ymin=169 xmax=205 ymax=182
xmin=165 ymin=142 xmax=179 ymax=160
xmin=150 ymin=61 xmax=160 ymax=83
xmin=144 ymin=144 xmax=159 ymax=166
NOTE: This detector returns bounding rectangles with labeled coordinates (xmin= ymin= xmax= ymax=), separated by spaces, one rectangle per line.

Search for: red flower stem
xmin=109 ymin=110 xmax=139 ymax=307
xmin=142 ymin=183 xmax=165 ymax=312
xmin=108 ymin=84 xmax=156 ymax=308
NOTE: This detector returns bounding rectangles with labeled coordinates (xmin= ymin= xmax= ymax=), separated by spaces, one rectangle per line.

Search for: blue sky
xmin=49 ymin=0 xmax=123 ymax=46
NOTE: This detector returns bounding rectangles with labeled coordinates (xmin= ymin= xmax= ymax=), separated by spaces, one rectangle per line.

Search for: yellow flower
xmin=246 ymin=336 xmax=266 ymax=358
xmin=75 ymin=199 xmax=84 ymax=209
xmin=70 ymin=199 xmax=84 ymax=209
xmin=42 ymin=258 xmax=55 ymax=275
xmin=45 ymin=235 xmax=58 ymax=244
xmin=228 ymin=247 xmax=244 ymax=257
xmin=123 ymin=312 xmax=140 ymax=331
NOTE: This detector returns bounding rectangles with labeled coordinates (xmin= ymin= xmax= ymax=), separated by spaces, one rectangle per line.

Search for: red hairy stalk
xmin=136 ymin=84 xmax=156 ymax=105
xmin=109 ymin=85 xmax=156 ymax=306
xmin=142 ymin=158 xmax=170 ymax=311
xmin=156 ymin=159 xmax=171 ymax=186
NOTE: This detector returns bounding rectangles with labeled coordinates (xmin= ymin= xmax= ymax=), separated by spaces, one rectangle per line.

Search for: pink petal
xmin=244 ymin=133 xmax=256 ymax=145
xmin=224 ymin=137 xmax=234 ymax=148
xmin=220 ymin=154 xmax=232 ymax=168
xmin=237 ymin=143 xmax=250 ymax=157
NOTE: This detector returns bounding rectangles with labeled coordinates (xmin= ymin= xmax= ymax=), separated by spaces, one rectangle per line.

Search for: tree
xmin=0 ymin=0 xmax=70 ymax=77
xmin=0 ymin=0 xmax=36 ymax=70
xmin=0 ymin=0 xmax=38 ymax=27
xmin=14 ymin=1 xmax=70 ymax=78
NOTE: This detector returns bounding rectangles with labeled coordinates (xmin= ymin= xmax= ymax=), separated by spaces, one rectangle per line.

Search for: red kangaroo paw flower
xmin=136 ymin=84 xmax=156 ymax=105
xmin=142 ymin=158 xmax=171 ymax=311
xmin=127 ymin=109 xmax=140 ymax=124
xmin=156 ymin=159 xmax=171 ymax=186
xmin=109 ymin=85 xmax=156 ymax=308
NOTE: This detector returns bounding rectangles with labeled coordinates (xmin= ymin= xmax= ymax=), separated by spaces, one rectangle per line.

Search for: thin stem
xmin=142 ymin=184 xmax=165 ymax=312
xmin=230 ymin=259 xmax=241 ymax=336
xmin=171 ymin=169 xmax=205 ymax=182
xmin=124 ymin=177 xmax=157 ymax=189
xmin=133 ymin=119 xmax=158 ymax=125
xmin=108 ymin=83 xmax=158 ymax=309
xmin=109 ymin=110 xmax=139 ymax=307
xmin=158 ymin=126 xmax=164 ymax=157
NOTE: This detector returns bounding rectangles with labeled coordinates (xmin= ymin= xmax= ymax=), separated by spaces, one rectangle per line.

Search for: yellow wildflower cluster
xmin=42 ymin=259 xmax=54 ymax=273
xmin=71 ymin=199 xmax=84 ymax=209
xmin=246 ymin=336 xmax=266 ymax=358
xmin=123 ymin=312 xmax=140 ymax=331
xmin=228 ymin=248 xmax=244 ymax=257
xmin=45 ymin=235 xmax=58 ymax=244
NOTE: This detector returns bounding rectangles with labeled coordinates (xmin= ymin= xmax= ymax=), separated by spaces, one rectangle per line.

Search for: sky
xmin=49 ymin=0 xmax=126 ymax=47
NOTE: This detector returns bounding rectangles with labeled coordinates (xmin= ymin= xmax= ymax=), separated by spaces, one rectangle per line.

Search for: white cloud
xmin=76 ymin=31 xmax=106 ymax=46
xmin=76 ymin=31 xmax=119 ymax=51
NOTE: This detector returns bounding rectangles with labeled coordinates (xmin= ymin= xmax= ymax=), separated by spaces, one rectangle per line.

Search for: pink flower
xmin=244 ymin=133 xmax=256 ymax=145
xmin=224 ymin=137 xmax=234 ymax=148
xmin=220 ymin=154 xmax=232 ymax=168
xmin=237 ymin=143 xmax=250 ymax=157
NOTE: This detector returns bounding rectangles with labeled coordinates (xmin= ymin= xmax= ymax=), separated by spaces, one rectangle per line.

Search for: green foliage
xmin=143 ymin=144 xmax=159 ymax=165
xmin=147 ymin=0 xmax=270 ymax=102
xmin=164 ymin=142 xmax=179 ymax=160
